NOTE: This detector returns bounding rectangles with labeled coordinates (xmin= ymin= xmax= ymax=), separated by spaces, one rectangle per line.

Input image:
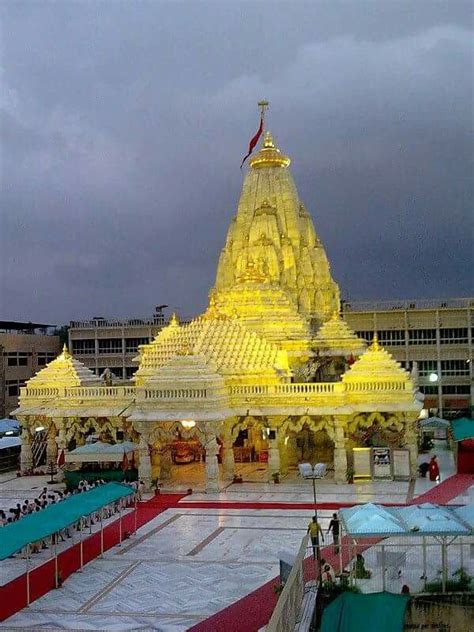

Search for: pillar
xmin=267 ymin=432 xmax=281 ymax=482
xmin=46 ymin=425 xmax=58 ymax=465
xmin=20 ymin=425 xmax=33 ymax=474
xmin=160 ymin=445 xmax=173 ymax=480
xmin=278 ymin=434 xmax=289 ymax=476
xmin=333 ymin=417 xmax=348 ymax=484
xmin=403 ymin=415 xmax=419 ymax=478
xmin=205 ymin=435 xmax=220 ymax=493
xmin=222 ymin=436 xmax=235 ymax=480
xmin=55 ymin=424 xmax=67 ymax=482
xmin=138 ymin=435 xmax=152 ymax=491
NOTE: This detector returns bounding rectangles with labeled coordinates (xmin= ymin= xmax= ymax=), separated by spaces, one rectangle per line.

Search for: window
xmin=125 ymin=337 xmax=150 ymax=353
xmin=37 ymin=352 xmax=57 ymax=366
xmin=440 ymin=328 xmax=468 ymax=344
xmin=355 ymin=330 xmax=373 ymax=343
xmin=6 ymin=352 xmax=30 ymax=366
xmin=98 ymin=339 xmax=123 ymax=354
xmin=408 ymin=329 xmax=437 ymax=345
xmin=418 ymin=360 xmax=438 ymax=376
xmin=441 ymin=360 xmax=470 ymax=376
xmin=442 ymin=385 xmax=471 ymax=395
xmin=378 ymin=330 xmax=405 ymax=346
xmin=72 ymin=339 xmax=95 ymax=354
xmin=420 ymin=385 xmax=438 ymax=395
xmin=6 ymin=379 xmax=25 ymax=396
xmin=125 ymin=366 xmax=136 ymax=378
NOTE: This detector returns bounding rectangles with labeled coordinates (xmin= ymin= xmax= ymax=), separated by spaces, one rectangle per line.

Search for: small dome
xmin=342 ymin=334 xmax=409 ymax=384
xmin=249 ymin=131 xmax=291 ymax=169
xmin=26 ymin=345 xmax=96 ymax=388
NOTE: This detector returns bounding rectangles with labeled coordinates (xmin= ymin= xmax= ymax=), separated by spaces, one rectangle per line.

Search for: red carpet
xmin=408 ymin=473 xmax=474 ymax=505
xmin=187 ymin=474 xmax=473 ymax=632
xmin=178 ymin=500 xmax=376 ymax=510
xmin=0 ymin=493 xmax=185 ymax=622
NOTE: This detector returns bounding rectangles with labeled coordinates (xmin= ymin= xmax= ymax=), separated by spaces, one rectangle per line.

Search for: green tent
xmin=450 ymin=417 xmax=474 ymax=442
xmin=0 ymin=482 xmax=133 ymax=561
xmin=321 ymin=592 xmax=410 ymax=632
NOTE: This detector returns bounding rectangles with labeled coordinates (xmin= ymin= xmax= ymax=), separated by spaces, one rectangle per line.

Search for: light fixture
xmin=5 ymin=430 xmax=14 ymax=436
xmin=35 ymin=426 xmax=45 ymax=432
xmin=428 ymin=373 xmax=439 ymax=383
xmin=181 ymin=419 xmax=196 ymax=429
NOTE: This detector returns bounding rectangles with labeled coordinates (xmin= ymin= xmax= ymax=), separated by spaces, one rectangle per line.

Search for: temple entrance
xmin=284 ymin=426 xmax=334 ymax=474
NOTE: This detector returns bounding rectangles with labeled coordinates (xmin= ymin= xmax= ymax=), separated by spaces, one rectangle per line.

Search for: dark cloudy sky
xmin=1 ymin=1 xmax=473 ymax=324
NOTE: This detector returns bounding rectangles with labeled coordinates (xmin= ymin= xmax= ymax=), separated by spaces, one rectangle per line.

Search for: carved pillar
xmin=333 ymin=416 xmax=348 ymax=484
xmin=46 ymin=424 xmax=58 ymax=465
xmin=55 ymin=421 xmax=67 ymax=482
xmin=403 ymin=414 xmax=419 ymax=478
xmin=160 ymin=444 xmax=173 ymax=480
xmin=20 ymin=423 xmax=33 ymax=474
xmin=221 ymin=423 xmax=235 ymax=481
xmin=138 ymin=435 xmax=152 ymax=491
xmin=267 ymin=432 xmax=281 ymax=482
xmin=204 ymin=433 xmax=220 ymax=493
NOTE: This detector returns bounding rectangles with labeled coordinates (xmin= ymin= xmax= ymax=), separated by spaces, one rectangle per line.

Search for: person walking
xmin=428 ymin=455 xmax=440 ymax=482
xmin=307 ymin=515 xmax=324 ymax=560
xmin=327 ymin=512 xmax=340 ymax=554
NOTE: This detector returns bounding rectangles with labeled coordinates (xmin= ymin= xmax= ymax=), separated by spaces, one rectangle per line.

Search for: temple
xmin=14 ymin=128 xmax=422 ymax=491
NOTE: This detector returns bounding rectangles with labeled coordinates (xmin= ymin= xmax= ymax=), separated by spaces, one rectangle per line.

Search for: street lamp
xmin=299 ymin=463 xmax=327 ymax=581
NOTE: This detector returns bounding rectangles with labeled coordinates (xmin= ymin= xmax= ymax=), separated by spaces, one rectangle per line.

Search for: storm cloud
xmin=1 ymin=1 xmax=472 ymax=324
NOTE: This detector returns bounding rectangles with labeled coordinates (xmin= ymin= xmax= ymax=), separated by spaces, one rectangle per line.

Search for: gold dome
xmin=249 ymin=131 xmax=291 ymax=169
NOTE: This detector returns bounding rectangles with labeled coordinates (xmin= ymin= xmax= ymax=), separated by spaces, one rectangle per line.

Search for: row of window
xmin=5 ymin=351 xmax=56 ymax=367
xmin=356 ymin=328 xmax=472 ymax=345
xmin=417 ymin=360 xmax=471 ymax=376
xmin=420 ymin=384 xmax=471 ymax=395
xmin=72 ymin=338 xmax=150 ymax=354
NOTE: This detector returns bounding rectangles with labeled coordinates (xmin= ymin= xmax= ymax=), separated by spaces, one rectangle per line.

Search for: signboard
xmin=372 ymin=447 xmax=392 ymax=479
xmin=393 ymin=449 xmax=410 ymax=480
xmin=353 ymin=448 xmax=371 ymax=478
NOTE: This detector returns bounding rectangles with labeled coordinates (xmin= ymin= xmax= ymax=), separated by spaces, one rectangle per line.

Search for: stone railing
xmin=344 ymin=381 xmax=411 ymax=392
xmin=265 ymin=535 xmax=311 ymax=632
xmin=64 ymin=386 xmax=137 ymax=399
xmin=142 ymin=388 xmax=209 ymax=400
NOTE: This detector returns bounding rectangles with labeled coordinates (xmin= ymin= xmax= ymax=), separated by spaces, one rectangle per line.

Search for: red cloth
xmin=56 ymin=449 xmax=65 ymax=468
xmin=240 ymin=115 xmax=263 ymax=168
xmin=429 ymin=458 xmax=440 ymax=481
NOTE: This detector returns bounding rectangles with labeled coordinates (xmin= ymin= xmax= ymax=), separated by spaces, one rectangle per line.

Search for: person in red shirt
xmin=428 ymin=455 xmax=440 ymax=482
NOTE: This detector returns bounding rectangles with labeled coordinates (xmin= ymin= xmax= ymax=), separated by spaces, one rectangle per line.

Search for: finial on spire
xmin=371 ymin=332 xmax=380 ymax=350
xmin=258 ymin=99 xmax=269 ymax=128
xmin=170 ymin=312 xmax=180 ymax=327
xmin=61 ymin=343 xmax=71 ymax=359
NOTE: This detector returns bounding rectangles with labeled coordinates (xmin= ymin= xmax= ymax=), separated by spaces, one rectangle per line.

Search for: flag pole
xmin=258 ymin=99 xmax=269 ymax=133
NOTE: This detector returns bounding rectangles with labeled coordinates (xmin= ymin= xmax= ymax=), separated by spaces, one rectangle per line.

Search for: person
xmin=354 ymin=553 xmax=371 ymax=579
xmin=418 ymin=462 xmax=429 ymax=478
xmin=321 ymin=563 xmax=336 ymax=585
xmin=327 ymin=512 xmax=340 ymax=554
xmin=428 ymin=455 xmax=440 ymax=482
xmin=307 ymin=515 xmax=324 ymax=560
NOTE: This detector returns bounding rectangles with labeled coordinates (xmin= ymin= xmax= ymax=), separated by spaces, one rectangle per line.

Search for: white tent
xmin=65 ymin=441 xmax=137 ymax=463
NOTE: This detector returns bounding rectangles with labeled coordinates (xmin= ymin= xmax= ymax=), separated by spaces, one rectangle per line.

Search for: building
xmin=343 ymin=298 xmax=473 ymax=419
xmin=15 ymin=129 xmax=422 ymax=491
xmin=0 ymin=321 xmax=61 ymax=417
xmin=68 ymin=307 xmax=170 ymax=379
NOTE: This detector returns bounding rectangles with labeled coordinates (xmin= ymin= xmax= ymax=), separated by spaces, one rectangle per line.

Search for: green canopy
xmin=450 ymin=418 xmax=474 ymax=442
xmin=321 ymin=592 xmax=409 ymax=632
xmin=0 ymin=482 xmax=133 ymax=561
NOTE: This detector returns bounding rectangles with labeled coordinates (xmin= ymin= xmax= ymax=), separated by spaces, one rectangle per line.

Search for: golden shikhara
xmin=215 ymin=131 xmax=340 ymax=325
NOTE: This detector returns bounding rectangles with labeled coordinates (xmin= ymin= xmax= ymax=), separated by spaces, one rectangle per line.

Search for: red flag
xmin=347 ymin=354 xmax=356 ymax=366
xmin=240 ymin=114 xmax=263 ymax=168
xmin=57 ymin=449 xmax=65 ymax=468
xmin=121 ymin=451 xmax=129 ymax=472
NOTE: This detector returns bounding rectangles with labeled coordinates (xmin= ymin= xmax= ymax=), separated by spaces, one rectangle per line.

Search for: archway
xmin=279 ymin=416 xmax=335 ymax=478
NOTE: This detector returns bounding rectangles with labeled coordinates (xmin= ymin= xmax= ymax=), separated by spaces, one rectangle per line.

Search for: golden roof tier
xmin=26 ymin=344 xmax=97 ymax=389
xmin=129 ymin=354 xmax=231 ymax=423
xmin=209 ymin=261 xmax=312 ymax=366
xmin=342 ymin=335 xmax=410 ymax=385
xmin=313 ymin=312 xmax=367 ymax=357
xmin=215 ymin=131 xmax=340 ymax=325
xmin=134 ymin=313 xmax=290 ymax=387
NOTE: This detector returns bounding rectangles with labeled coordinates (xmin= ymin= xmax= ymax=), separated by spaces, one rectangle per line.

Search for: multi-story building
xmin=343 ymin=298 xmax=473 ymax=419
xmin=0 ymin=321 xmax=61 ymax=417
